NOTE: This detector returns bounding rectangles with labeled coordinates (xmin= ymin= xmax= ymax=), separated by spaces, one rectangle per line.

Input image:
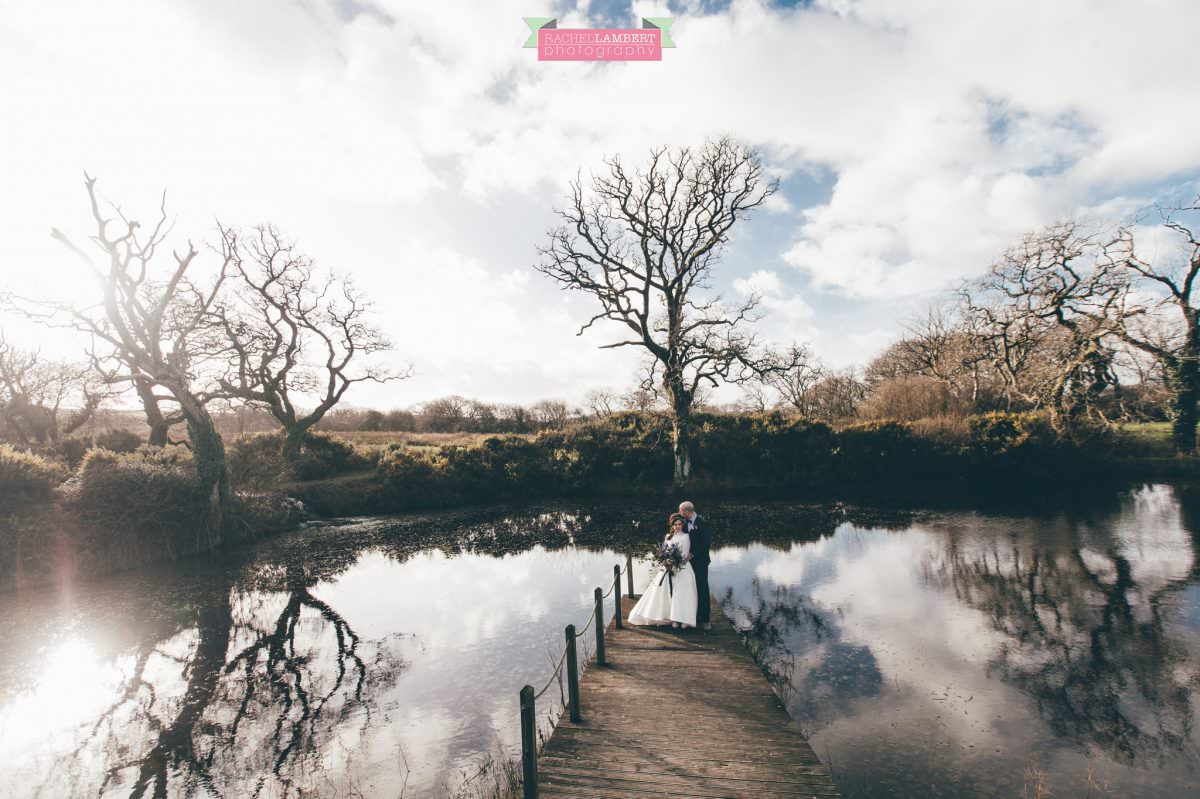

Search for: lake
xmin=0 ymin=486 xmax=1197 ymax=797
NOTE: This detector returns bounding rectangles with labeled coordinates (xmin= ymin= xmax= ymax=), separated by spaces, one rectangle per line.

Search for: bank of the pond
xmin=4 ymin=410 xmax=1199 ymax=591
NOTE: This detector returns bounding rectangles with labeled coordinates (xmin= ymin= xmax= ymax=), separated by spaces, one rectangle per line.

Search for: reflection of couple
xmin=628 ymin=501 xmax=712 ymax=631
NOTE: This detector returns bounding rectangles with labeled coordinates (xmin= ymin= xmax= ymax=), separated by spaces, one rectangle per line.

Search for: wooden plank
xmin=533 ymin=593 xmax=841 ymax=798
xmin=540 ymin=762 xmax=839 ymax=789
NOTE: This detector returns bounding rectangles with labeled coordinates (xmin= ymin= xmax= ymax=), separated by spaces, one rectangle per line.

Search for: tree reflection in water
xmin=723 ymin=578 xmax=883 ymax=728
xmin=716 ymin=487 xmax=1200 ymax=797
xmin=926 ymin=491 xmax=1200 ymax=767
xmin=47 ymin=562 xmax=406 ymax=799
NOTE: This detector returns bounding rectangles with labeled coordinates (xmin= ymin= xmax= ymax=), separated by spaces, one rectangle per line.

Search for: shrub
xmin=228 ymin=430 xmax=373 ymax=487
xmin=543 ymin=411 xmax=673 ymax=488
xmin=235 ymin=492 xmax=308 ymax=532
xmin=54 ymin=437 xmax=90 ymax=468
xmin=93 ymin=428 xmax=144 ymax=453
xmin=376 ymin=444 xmax=455 ymax=505
xmin=835 ymin=420 xmax=922 ymax=483
xmin=227 ymin=431 xmax=286 ymax=488
xmin=0 ymin=445 xmax=68 ymax=505
xmin=373 ymin=436 xmax=560 ymax=509
xmin=967 ymin=411 xmax=1053 ymax=455
xmin=910 ymin=415 xmax=972 ymax=453
xmin=291 ymin=432 xmax=373 ymax=480
xmin=692 ymin=412 xmax=836 ymax=490
xmin=71 ymin=448 xmax=206 ymax=560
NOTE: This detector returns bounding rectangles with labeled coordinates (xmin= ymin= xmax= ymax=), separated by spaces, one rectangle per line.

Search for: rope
xmin=574 ymin=607 xmax=596 ymax=637
xmin=532 ymin=646 xmax=569 ymax=700
xmin=526 ymin=560 xmax=627 ymax=702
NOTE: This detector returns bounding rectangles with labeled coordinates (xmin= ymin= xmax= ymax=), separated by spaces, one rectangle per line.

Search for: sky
xmin=1 ymin=0 xmax=1199 ymax=409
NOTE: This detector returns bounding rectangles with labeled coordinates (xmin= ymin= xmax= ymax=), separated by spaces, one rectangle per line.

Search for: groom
xmin=679 ymin=501 xmax=712 ymax=631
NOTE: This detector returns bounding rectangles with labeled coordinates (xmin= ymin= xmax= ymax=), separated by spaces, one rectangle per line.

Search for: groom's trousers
xmin=695 ymin=563 xmax=711 ymax=626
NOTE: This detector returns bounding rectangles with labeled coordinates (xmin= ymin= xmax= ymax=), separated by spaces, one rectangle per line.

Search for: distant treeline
xmin=311 ymin=397 xmax=580 ymax=434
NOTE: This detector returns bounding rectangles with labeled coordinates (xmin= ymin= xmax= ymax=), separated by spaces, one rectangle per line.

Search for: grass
xmin=325 ymin=431 xmax=527 ymax=449
xmin=285 ymin=469 xmax=377 ymax=490
xmin=1117 ymin=421 xmax=1176 ymax=458
xmin=1121 ymin=420 xmax=1171 ymax=440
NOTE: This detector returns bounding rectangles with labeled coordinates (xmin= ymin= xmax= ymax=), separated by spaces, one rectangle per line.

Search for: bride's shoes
xmin=672 ymin=622 xmax=681 ymax=629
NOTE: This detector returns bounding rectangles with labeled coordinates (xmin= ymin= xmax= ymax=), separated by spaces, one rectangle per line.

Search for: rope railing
xmin=518 ymin=554 xmax=640 ymax=799
xmin=573 ymin=607 xmax=596 ymax=637
xmin=530 ymin=645 xmax=569 ymax=701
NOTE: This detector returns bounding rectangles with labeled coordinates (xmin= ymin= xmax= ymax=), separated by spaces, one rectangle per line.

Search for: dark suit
xmin=687 ymin=513 xmax=711 ymax=626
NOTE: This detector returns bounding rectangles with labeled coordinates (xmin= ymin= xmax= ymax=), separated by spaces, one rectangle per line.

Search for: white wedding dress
xmin=628 ymin=532 xmax=699 ymax=627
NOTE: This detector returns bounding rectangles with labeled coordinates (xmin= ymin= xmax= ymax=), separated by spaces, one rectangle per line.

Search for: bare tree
xmin=496 ymin=402 xmax=535 ymax=433
xmin=26 ymin=175 xmax=233 ymax=541
xmin=462 ymin=399 xmax=494 ymax=431
xmin=583 ymin=388 xmax=618 ymax=418
xmin=531 ymin=399 xmax=572 ymax=430
xmin=1099 ymin=201 xmax=1200 ymax=452
xmin=211 ymin=225 xmax=408 ymax=458
xmin=419 ymin=395 xmax=470 ymax=432
xmin=958 ymin=222 xmax=1127 ymax=431
xmin=737 ymin=382 xmax=773 ymax=413
xmin=621 ymin=384 xmax=661 ymax=413
xmin=807 ymin=367 xmax=867 ymax=422
xmin=536 ymin=137 xmax=798 ymax=483
xmin=761 ymin=343 xmax=824 ymax=416
xmin=862 ymin=303 xmax=1001 ymax=416
xmin=0 ymin=331 xmax=110 ymax=445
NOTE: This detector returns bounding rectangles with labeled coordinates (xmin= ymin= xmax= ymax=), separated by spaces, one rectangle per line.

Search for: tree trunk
xmin=135 ymin=377 xmax=171 ymax=447
xmin=185 ymin=412 xmax=231 ymax=548
xmin=281 ymin=422 xmax=315 ymax=461
xmin=663 ymin=373 xmax=694 ymax=485
xmin=1169 ymin=358 xmax=1199 ymax=455
xmin=671 ymin=412 xmax=692 ymax=485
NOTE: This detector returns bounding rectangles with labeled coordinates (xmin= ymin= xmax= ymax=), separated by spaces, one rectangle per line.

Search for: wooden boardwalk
xmin=536 ymin=594 xmax=841 ymax=798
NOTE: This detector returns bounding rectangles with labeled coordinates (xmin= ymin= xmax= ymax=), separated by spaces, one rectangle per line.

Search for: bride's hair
xmin=667 ymin=513 xmax=685 ymax=537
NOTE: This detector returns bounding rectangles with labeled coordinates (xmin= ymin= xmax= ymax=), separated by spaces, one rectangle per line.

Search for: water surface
xmin=0 ymin=489 xmax=1197 ymax=797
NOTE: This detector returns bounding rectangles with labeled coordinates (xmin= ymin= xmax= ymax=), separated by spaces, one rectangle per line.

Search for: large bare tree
xmin=1100 ymin=201 xmax=1200 ymax=453
xmin=536 ymin=137 xmax=797 ymax=483
xmin=958 ymin=222 xmax=1128 ymax=431
xmin=211 ymin=225 xmax=407 ymax=458
xmin=30 ymin=175 xmax=234 ymax=542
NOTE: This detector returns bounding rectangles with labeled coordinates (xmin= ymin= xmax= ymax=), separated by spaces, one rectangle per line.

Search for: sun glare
xmin=0 ymin=637 xmax=120 ymax=758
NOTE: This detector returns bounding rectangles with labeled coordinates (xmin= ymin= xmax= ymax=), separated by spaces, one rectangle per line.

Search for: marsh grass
xmin=328 ymin=431 xmax=526 ymax=449
xmin=448 ymin=752 xmax=522 ymax=799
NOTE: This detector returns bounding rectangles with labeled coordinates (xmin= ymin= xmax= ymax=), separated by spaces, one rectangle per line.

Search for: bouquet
xmin=652 ymin=541 xmax=687 ymax=576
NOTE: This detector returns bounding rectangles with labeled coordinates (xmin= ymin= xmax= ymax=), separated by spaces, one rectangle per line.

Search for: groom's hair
xmin=679 ymin=501 xmax=695 ymax=514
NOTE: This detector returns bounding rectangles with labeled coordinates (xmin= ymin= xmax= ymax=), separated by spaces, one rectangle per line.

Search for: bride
xmin=628 ymin=513 xmax=699 ymax=628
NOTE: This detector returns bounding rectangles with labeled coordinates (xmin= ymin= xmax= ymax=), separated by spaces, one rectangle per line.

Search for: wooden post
xmin=594 ymin=587 xmax=606 ymax=667
xmin=565 ymin=625 xmax=581 ymax=722
xmin=625 ymin=553 xmax=635 ymax=598
xmin=613 ymin=565 xmax=622 ymax=630
xmin=519 ymin=685 xmax=538 ymax=799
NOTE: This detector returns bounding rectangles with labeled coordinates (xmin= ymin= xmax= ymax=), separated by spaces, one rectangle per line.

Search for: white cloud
xmin=2 ymin=0 xmax=1198 ymax=402
xmin=733 ymin=269 xmax=784 ymax=297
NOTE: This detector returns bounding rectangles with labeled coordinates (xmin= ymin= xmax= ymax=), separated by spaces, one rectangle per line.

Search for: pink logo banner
xmin=538 ymin=28 xmax=662 ymax=61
